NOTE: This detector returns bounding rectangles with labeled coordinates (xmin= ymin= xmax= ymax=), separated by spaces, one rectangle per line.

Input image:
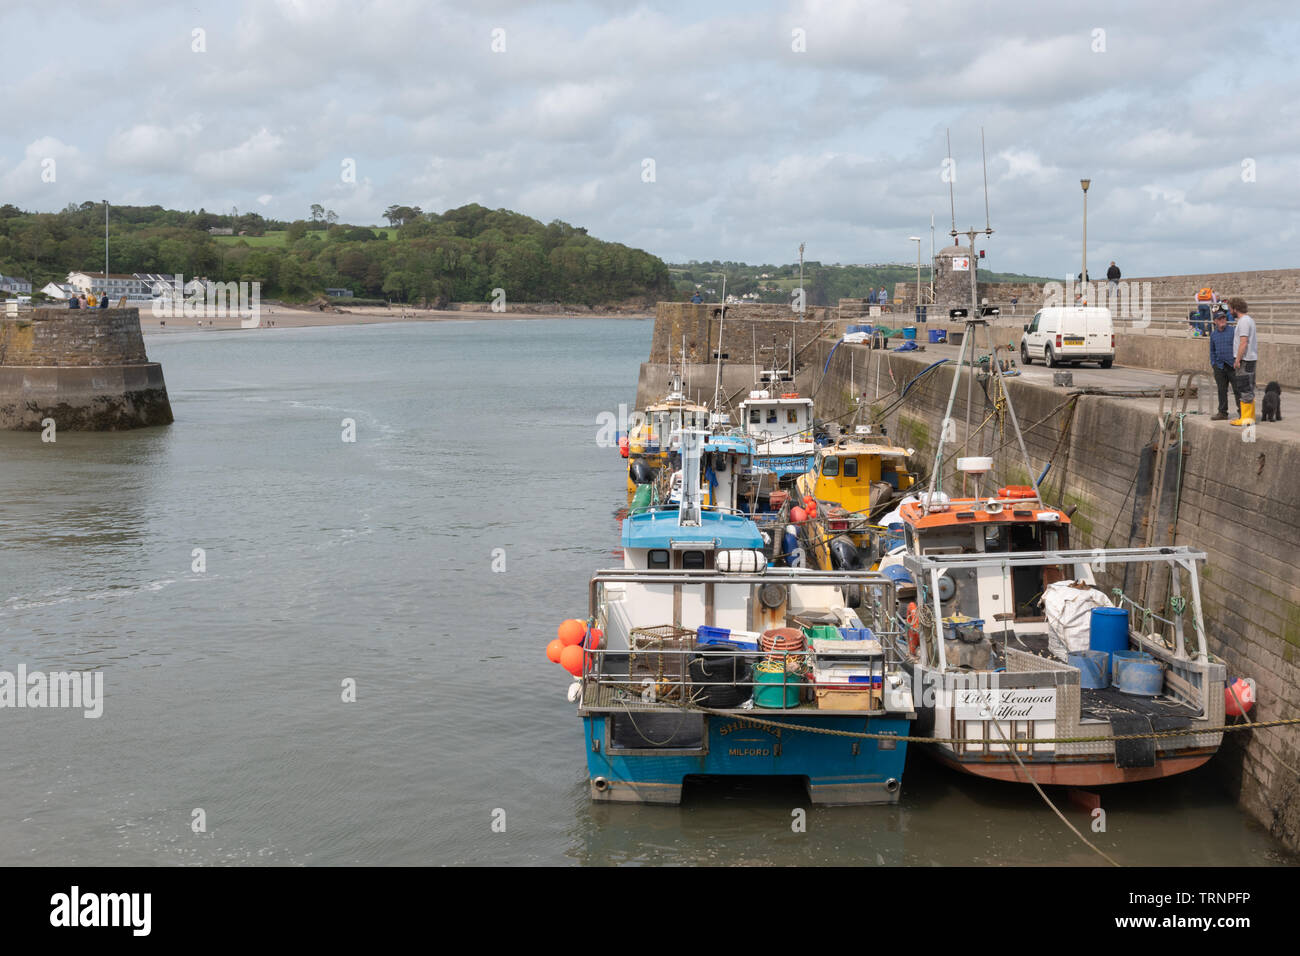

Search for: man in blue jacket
xmin=1208 ymin=307 xmax=1238 ymax=421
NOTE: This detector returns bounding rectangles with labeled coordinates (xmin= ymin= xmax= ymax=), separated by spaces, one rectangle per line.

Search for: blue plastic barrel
xmin=880 ymin=564 xmax=913 ymax=586
xmin=1089 ymin=607 xmax=1129 ymax=671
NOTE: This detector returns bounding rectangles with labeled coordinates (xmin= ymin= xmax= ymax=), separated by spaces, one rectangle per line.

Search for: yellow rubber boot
xmin=1229 ymin=401 xmax=1255 ymax=426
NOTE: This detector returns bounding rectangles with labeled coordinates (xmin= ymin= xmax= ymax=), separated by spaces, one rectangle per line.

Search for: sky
xmin=1 ymin=0 xmax=1297 ymax=277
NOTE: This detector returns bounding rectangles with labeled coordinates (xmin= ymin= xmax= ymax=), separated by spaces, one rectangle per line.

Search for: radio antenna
xmin=946 ymin=128 xmax=957 ymax=237
xmin=981 ymin=126 xmax=991 ymax=234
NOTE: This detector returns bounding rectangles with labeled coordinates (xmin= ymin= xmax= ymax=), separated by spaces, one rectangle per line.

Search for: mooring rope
xmin=622 ymin=700 xmax=1300 ymax=745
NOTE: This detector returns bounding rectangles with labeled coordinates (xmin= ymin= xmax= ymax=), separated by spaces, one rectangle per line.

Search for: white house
xmin=66 ymin=271 xmax=155 ymax=297
xmin=42 ymin=282 xmax=77 ymax=300
xmin=0 ymin=273 xmax=33 ymax=294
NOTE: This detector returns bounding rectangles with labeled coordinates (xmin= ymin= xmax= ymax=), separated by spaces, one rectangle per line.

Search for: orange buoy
xmin=558 ymin=619 xmax=587 ymax=646
xmin=546 ymin=639 xmax=565 ymax=663
xmin=560 ymin=644 xmax=585 ymax=676
xmin=802 ymin=496 xmax=818 ymax=519
xmin=790 ymin=506 xmax=807 ymax=524
xmin=998 ymin=485 xmax=1036 ymax=500
xmin=1225 ymin=678 xmax=1255 ymax=716
xmin=618 ymin=436 xmax=630 ymax=458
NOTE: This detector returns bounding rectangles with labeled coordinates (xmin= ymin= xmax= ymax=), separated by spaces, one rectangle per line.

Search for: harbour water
xmin=0 ymin=318 xmax=1292 ymax=866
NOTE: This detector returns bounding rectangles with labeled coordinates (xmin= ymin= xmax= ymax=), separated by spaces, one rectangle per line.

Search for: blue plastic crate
xmin=838 ymin=627 xmax=875 ymax=642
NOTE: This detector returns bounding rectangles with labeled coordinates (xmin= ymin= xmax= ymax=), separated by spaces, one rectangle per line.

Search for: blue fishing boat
xmin=569 ymin=430 xmax=915 ymax=805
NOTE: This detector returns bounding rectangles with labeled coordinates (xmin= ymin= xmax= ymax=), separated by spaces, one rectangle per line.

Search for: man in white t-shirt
xmin=1227 ymin=296 xmax=1259 ymax=426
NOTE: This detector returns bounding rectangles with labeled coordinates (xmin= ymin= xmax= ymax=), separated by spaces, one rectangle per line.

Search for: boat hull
xmin=581 ymin=712 xmax=909 ymax=805
xmin=926 ymin=746 xmax=1216 ymax=786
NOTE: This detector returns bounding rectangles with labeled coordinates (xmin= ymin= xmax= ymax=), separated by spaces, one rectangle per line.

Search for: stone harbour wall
xmin=810 ymin=338 xmax=1300 ymax=853
xmin=0 ymin=308 xmax=172 ymax=430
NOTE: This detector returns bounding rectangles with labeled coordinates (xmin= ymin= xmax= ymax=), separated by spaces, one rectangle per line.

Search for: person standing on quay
xmin=1208 ymin=307 xmax=1239 ymax=421
xmin=1107 ymin=261 xmax=1121 ymax=297
xmin=1227 ymin=297 xmax=1258 ymax=426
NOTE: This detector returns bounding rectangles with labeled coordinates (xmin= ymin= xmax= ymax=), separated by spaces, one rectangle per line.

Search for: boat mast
xmin=923 ymin=129 xmax=1042 ymax=515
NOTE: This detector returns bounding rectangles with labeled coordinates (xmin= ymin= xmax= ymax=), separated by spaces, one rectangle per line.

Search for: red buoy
xmin=790 ymin=506 xmax=807 ymax=524
xmin=1225 ymin=678 xmax=1255 ymax=716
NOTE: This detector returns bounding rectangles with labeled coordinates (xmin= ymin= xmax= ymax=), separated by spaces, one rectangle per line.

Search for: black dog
xmin=1261 ymin=381 xmax=1282 ymax=422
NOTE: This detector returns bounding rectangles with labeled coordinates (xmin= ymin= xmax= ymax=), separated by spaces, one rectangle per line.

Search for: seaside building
xmin=0 ymin=273 xmax=32 ymax=294
xmin=67 ymin=271 xmax=156 ymax=298
xmin=41 ymin=282 xmax=77 ymax=300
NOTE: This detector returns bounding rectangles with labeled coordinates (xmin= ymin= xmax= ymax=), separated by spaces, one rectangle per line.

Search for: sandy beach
xmin=138 ymin=302 xmax=652 ymax=333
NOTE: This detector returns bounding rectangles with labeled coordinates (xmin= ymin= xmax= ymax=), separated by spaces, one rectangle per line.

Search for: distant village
xmin=0 ymin=271 xmax=355 ymax=304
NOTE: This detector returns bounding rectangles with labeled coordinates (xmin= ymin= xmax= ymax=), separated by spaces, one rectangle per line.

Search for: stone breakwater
xmin=0 ymin=308 xmax=173 ymax=430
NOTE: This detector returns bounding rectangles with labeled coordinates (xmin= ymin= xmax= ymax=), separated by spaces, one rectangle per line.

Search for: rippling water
xmin=0 ymin=319 xmax=1292 ymax=866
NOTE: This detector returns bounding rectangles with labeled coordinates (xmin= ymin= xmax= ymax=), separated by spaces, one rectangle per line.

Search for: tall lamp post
xmin=1080 ymin=179 xmax=1090 ymax=294
xmin=103 ymin=200 xmax=109 ymax=300
xmin=908 ymin=236 xmax=921 ymax=312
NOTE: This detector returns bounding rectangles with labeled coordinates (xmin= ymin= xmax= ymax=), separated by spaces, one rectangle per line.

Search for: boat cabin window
xmin=842 ymin=457 xmax=858 ymax=477
xmin=749 ymin=409 xmax=761 ymax=424
xmin=787 ymin=409 xmax=798 ymax=424
xmin=647 ymin=549 xmax=670 ymax=570
xmin=711 ymin=453 xmax=727 ymax=472
xmin=680 ymin=550 xmax=707 ymax=570
xmin=983 ymin=525 xmax=1005 ymax=551
xmin=822 ymin=456 xmax=839 ymax=476
xmin=767 ymin=409 xmax=778 ymax=423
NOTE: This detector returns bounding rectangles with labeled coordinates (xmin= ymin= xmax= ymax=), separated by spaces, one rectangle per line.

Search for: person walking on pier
xmin=1227 ymin=296 xmax=1258 ymax=426
xmin=1208 ymin=307 xmax=1239 ymax=421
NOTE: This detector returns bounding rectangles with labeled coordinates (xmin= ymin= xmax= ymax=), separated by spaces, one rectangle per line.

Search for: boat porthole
xmin=592 ymin=776 xmax=610 ymax=792
xmin=885 ymin=778 xmax=900 ymax=793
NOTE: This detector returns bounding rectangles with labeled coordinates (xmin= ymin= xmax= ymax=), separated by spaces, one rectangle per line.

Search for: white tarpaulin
xmin=1041 ymin=581 xmax=1113 ymax=661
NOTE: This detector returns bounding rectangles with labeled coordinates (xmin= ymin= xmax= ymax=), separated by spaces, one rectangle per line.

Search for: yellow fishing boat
xmin=624 ymin=372 xmax=710 ymax=497
xmin=793 ymin=433 xmax=916 ymax=572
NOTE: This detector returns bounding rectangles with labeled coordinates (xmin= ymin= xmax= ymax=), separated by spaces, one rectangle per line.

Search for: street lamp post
xmin=103 ymin=200 xmax=109 ymax=300
xmin=1080 ymin=179 xmax=1090 ymax=296
xmin=908 ymin=236 xmax=921 ymax=313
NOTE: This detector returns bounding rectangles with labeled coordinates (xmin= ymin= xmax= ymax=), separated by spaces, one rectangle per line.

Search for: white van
xmin=1020 ymin=306 xmax=1114 ymax=368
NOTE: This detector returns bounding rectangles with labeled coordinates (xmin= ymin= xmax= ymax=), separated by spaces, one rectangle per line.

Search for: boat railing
xmin=581 ymin=640 xmax=903 ymax=714
xmin=901 ymin=546 xmax=1212 ymax=668
xmin=583 ymin=568 xmax=904 ymax=713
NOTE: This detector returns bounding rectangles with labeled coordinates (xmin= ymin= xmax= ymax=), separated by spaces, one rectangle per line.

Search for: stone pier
xmin=0 ymin=307 xmax=173 ymax=430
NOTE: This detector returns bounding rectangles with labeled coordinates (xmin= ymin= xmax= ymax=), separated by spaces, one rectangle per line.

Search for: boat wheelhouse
xmin=794 ymin=434 xmax=916 ymax=572
xmin=737 ymin=373 xmax=815 ymax=490
xmin=624 ymin=371 xmax=710 ymax=495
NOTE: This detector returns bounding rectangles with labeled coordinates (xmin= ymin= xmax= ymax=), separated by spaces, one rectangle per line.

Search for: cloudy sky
xmin=2 ymin=0 xmax=1296 ymax=277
